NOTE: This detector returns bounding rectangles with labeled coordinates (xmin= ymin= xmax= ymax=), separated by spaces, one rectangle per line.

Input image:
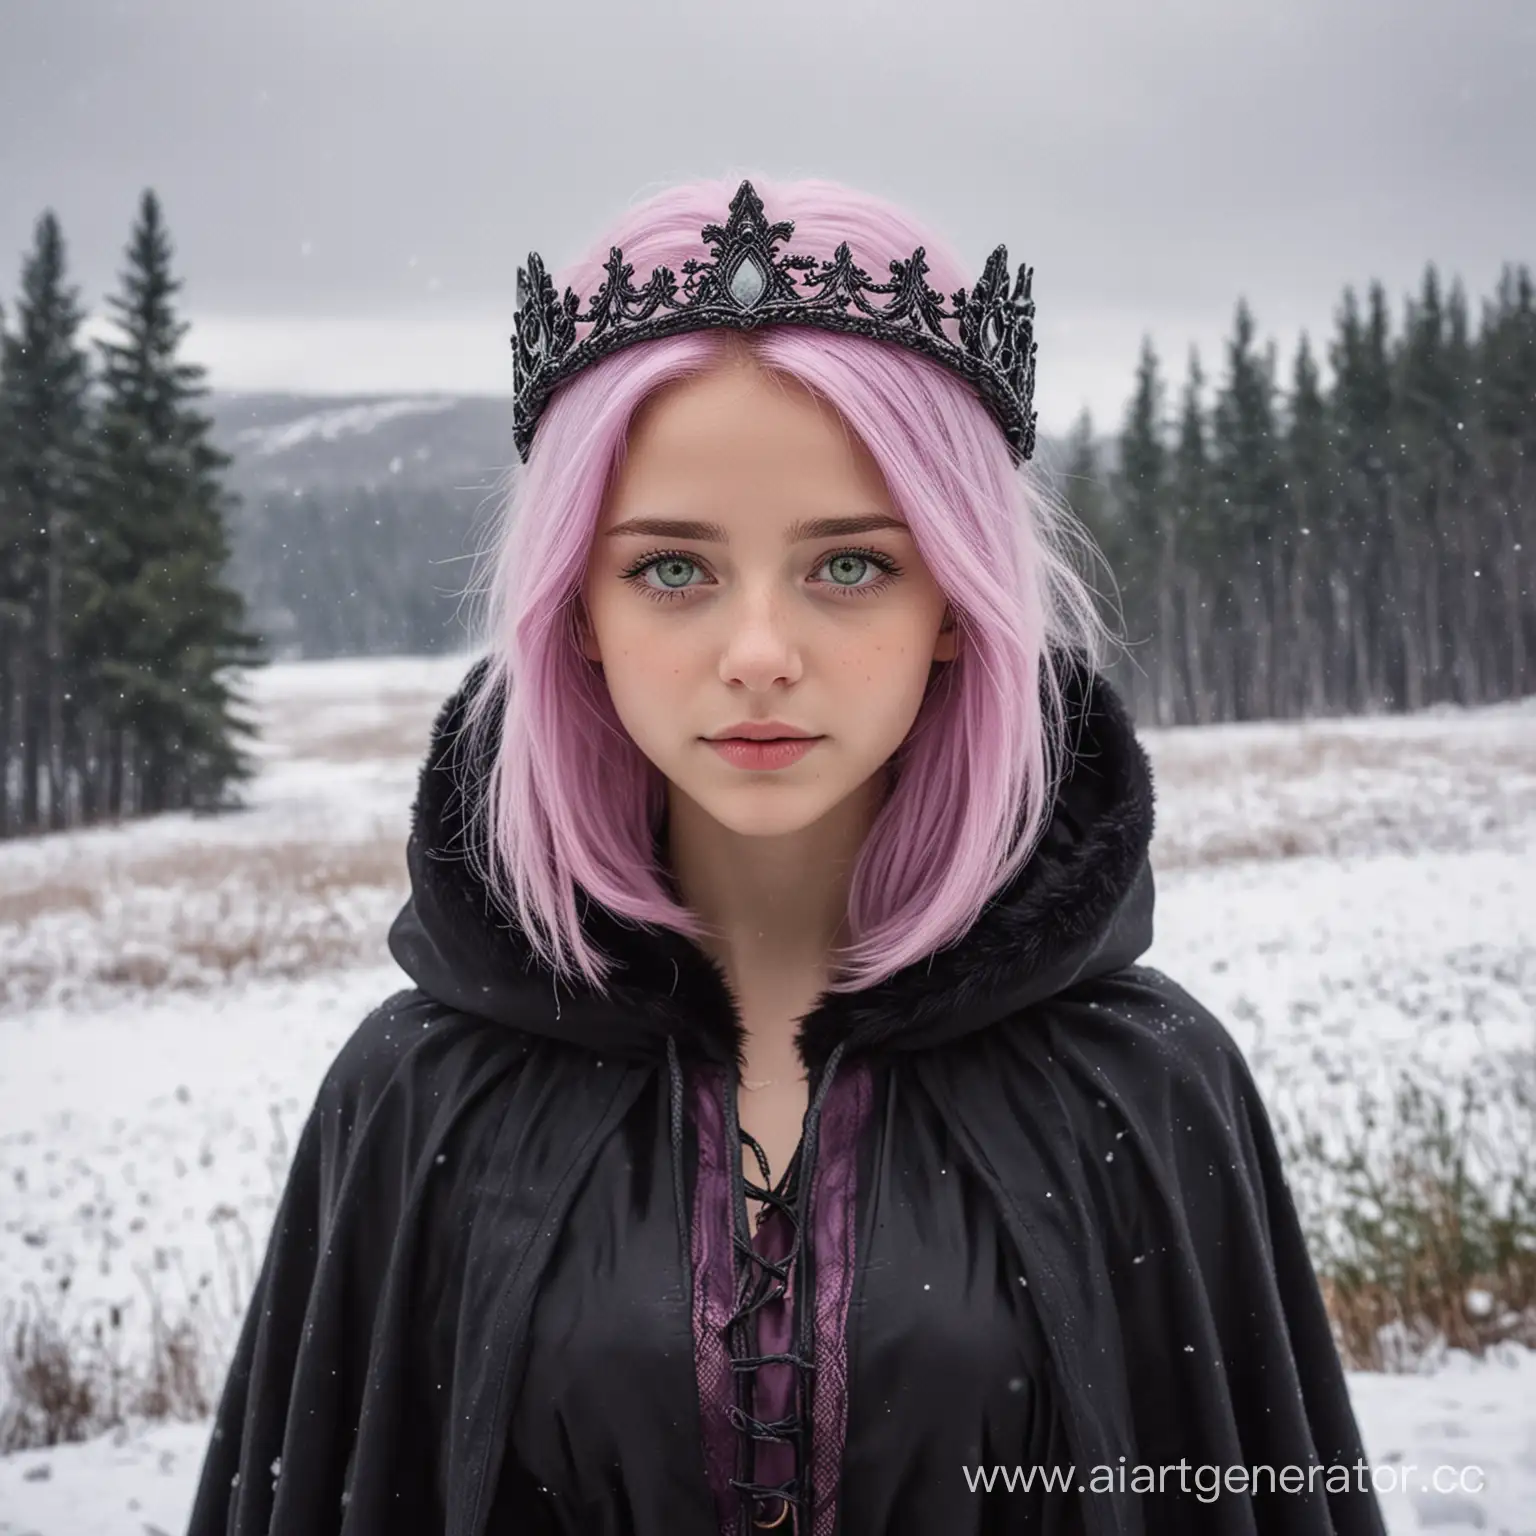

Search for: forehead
xmin=599 ymin=361 xmax=895 ymax=532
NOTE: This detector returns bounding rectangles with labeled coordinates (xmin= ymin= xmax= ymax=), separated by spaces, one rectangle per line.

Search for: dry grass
xmin=255 ymin=684 xmax=448 ymax=766
xmin=1 ymin=1300 xmax=217 ymax=1452
xmin=3 ymin=1068 xmax=1533 ymax=1450
xmin=1148 ymin=720 xmax=1536 ymax=870
xmin=0 ymin=676 xmax=441 ymax=1009
xmin=295 ymin=719 xmax=439 ymax=764
xmin=0 ymin=835 xmax=410 ymax=1013
xmin=0 ymin=879 xmax=102 ymax=927
xmin=1155 ymin=824 xmax=1321 ymax=869
xmin=1151 ymin=723 xmax=1532 ymax=785
xmin=0 ymin=1202 xmax=262 ymax=1451
xmin=1279 ymin=1069 xmax=1536 ymax=1372
xmin=8 ymin=837 xmax=404 ymax=911
xmin=0 ymin=668 xmax=448 ymax=1445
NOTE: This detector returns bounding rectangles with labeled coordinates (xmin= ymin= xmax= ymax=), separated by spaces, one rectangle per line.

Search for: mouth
xmin=704 ymin=736 xmax=824 ymax=770
xmin=704 ymin=719 xmax=821 ymax=743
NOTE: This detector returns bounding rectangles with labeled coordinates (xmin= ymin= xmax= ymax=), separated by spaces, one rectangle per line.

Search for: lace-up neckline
xmin=728 ymin=1116 xmax=809 ymax=1529
xmin=672 ymin=1036 xmax=868 ymax=1536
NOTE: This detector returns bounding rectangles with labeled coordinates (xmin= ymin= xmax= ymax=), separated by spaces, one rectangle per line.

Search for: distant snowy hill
xmin=205 ymin=390 xmax=517 ymax=501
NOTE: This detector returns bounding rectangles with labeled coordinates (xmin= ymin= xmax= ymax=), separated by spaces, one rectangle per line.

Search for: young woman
xmin=189 ymin=175 xmax=1387 ymax=1536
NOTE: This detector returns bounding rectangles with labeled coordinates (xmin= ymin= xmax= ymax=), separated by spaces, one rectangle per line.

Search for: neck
xmin=664 ymin=776 xmax=883 ymax=1007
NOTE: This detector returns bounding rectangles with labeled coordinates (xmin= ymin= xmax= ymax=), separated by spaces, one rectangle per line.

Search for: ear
xmin=931 ymin=605 xmax=958 ymax=664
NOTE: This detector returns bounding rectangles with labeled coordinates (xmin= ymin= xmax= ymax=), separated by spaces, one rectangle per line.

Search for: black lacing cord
xmin=720 ymin=1038 xmax=851 ymax=1533
xmin=723 ymin=1120 xmax=810 ymax=1526
xmin=664 ymin=1033 xmax=852 ymax=1532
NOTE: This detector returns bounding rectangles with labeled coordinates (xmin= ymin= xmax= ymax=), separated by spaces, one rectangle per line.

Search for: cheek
xmin=595 ymin=626 xmax=700 ymax=722
xmin=586 ymin=588 xmax=667 ymax=661
xmin=605 ymin=623 xmax=695 ymax=676
xmin=852 ymin=631 xmax=943 ymax=732
xmin=833 ymin=625 xmax=925 ymax=687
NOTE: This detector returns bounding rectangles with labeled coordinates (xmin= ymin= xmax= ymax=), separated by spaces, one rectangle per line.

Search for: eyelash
xmin=618 ymin=546 xmax=905 ymax=605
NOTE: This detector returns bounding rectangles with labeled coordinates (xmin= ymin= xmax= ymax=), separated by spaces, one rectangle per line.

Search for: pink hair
xmin=460 ymin=172 xmax=1113 ymax=996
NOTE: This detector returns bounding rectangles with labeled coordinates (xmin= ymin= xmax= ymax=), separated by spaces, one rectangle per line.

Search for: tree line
xmin=228 ymin=483 xmax=484 ymax=661
xmin=4 ymin=188 xmax=1531 ymax=841
xmin=0 ymin=194 xmax=263 ymax=839
xmin=1067 ymin=264 xmax=1535 ymax=726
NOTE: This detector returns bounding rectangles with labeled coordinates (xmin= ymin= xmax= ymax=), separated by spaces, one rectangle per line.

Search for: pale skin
xmin=578 ymin=348 xmax=957 ymax=1219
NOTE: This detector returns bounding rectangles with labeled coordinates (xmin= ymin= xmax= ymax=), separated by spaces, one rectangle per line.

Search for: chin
xmin=689 ymin=789 xmax=841 ymax=840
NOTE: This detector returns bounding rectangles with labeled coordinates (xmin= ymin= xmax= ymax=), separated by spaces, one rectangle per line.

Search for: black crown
xmin=511 ymin=180 xmax=1038 ymax=464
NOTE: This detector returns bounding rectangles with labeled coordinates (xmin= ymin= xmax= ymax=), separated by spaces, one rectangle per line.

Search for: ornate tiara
xmin=510 ymin=180 xmax=1038 ymax=464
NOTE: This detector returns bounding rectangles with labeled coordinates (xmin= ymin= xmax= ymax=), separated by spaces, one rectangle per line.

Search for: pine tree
xmin=1477 ymin=263 xmax=1536 ymax=698
xmin=1060 ymin=407 xmax=1118 ymax=597
xmin=1170 ymin=348 xmax=1214 ymax=722
xmin=85 ymin=189 xmax=265 ymax=817
xmin=0 ymin=292 xmax=14 ymax=834
xmin=1091 ymin=263 xmax=1534 ymax=725
xmin=1438 ymin=278 xmax=1483 ymax=704
xmin=0 ymin=212 xmax=95 ymax=834
xmin=1395 ymin=264 xmax=1483 ymax=705
xmin=1329 ymin=284 xmax=1400 ymax=709
xmin=1114 ymin=338 xmax=1173 ymax=723
xmin=1054 ymin=408 xmax=1130 ymax=691
xmin=0 ymin=293 xmax=12 ymax=831
xmin=1282 ymin=333 xmax=1333 ymax=714
xmin=1061 ymin=407 xmax=1111 ymax=548
xmin=1210 ymin=298 xmax=1286 ymax=719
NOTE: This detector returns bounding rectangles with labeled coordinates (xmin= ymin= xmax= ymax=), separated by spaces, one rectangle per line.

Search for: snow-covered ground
xmin=1 ymin=654 xmax=1533 ymax=1534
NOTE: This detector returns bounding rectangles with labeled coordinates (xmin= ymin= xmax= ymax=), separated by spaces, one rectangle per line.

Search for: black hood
xmin=387 ymin=652 xmax=1157 ymax=1074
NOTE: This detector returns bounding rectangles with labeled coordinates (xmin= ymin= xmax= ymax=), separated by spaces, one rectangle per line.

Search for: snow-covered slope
xmin=2 ymin=657 xmax=1532 ymax=1534
xmin=206 ymin=390 xmax=515 ymax=499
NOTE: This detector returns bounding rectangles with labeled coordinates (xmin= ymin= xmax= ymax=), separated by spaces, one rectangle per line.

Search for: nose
xmin=715 ymin=583 xmax=806 ymax=690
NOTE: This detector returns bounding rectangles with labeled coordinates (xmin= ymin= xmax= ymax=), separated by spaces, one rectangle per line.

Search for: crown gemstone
xmin=728 ymin=255 xmax=768 ymax=310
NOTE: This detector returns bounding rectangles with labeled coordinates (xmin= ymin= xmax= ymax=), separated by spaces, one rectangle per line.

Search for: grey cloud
xmin=1 ymin=0 xmax=1531 ymax=429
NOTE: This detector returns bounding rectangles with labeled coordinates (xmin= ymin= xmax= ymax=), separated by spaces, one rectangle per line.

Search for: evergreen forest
xmin=2 ymin=190 xmax=1532 ymax=837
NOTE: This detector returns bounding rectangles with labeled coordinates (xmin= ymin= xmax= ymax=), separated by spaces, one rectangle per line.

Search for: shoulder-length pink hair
xmin=459 ymin=172 xmax=1113 ymax=996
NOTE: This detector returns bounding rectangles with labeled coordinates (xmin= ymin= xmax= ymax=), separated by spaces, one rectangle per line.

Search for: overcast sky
xmin=1 ymin=0 xmax=1530 ymax=437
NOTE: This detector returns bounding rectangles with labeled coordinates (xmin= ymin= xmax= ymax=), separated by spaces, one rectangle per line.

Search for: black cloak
xmin=187 ymin=654 xmax=1388 ymax=1536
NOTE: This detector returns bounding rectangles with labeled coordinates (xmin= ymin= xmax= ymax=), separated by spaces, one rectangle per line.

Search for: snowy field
xmin=1 ymin=653 xmax=1533 ymax=1535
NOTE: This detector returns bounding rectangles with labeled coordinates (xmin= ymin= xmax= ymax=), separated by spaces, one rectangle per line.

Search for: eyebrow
xmin=603 ymin=513 xmax=911 ymax=542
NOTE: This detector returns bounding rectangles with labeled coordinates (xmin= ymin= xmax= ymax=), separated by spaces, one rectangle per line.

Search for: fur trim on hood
xmin=387 ymin=650 xmax=1157 ymax=1073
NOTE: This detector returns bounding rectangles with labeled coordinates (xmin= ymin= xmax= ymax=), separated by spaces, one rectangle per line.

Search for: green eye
xmin=619 ymin=546 xmax=904 ymax=605
xmin=652 ymin=557 xmax=697 ymax=589
xmin=826 ymin=553 xmax=873 ymax=586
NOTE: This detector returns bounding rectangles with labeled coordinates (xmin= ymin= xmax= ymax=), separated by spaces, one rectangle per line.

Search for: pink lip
xmin=709 ymin=721 xmax=815 ymax=740
xmin=705 ymin=737 xmax=823 ymax=771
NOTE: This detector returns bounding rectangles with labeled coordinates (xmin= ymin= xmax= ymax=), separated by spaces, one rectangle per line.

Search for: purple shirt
xmin=690 ymin=1060 xmax=872 ymax=1536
